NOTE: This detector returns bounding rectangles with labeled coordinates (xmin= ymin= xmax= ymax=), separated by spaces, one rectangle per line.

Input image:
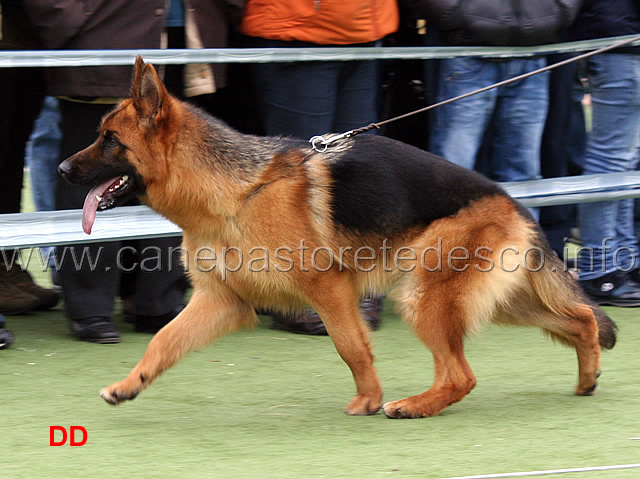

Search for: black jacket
xmin=406 ymin=0 xmax=582 ymax=46
xmin=571 ymin=0 xmax=640 ymax=41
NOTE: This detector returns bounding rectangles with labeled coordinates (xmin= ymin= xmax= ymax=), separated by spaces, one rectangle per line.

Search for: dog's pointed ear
xmin=132 ymin=55 xmax=146 ymax=96
xmin=131 ymin=55 xmax=168 ymax=123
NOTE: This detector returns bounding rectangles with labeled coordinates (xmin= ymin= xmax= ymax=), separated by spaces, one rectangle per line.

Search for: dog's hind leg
xmin=498 ymin=299 xmax=602 ymax=396
xmin=100 ymin=288 xmax=255 ymax=405
xmin=540 ymin=305 xmax=602 ymax=396
xmin=496 ymin=261 xmax=612 ymax=397
xmin=383 ymin=283 xmax=477 ymax=418
xmin=308 ymin=277 xmax=383 ymax=416
xmin=525 ymin=260 xmax=615 ymax=396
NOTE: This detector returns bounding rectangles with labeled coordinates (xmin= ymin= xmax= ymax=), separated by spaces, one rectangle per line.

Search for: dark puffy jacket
xmin=407 ymin=0 xmax=582 ymax=46
xmin=571 ymin=0 xmax=640 ymax=41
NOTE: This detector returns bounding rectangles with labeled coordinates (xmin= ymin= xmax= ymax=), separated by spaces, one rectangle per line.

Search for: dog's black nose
xmin=58 ymin=161 xmax=71 ymax=177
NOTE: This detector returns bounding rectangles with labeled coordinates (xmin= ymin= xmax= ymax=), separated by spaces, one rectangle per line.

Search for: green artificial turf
xmin=2 ymin=297 xmax=640 ymax=479
xmin=3 ymin=172 xmax=639 ymax=478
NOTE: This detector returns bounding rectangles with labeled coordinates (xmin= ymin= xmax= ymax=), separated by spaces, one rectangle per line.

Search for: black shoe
xmin=71 ymin=317 xmax=120 ymax=344
xmin=50 ymin=269 xmax=62 ymax=294
xmin=360 ymin=297 xmax=384 ymax=331
xmin=271 ymin=297 xmax=385 ymax=336
xmin=579 ymin=271 xmax=640 ymax=307
xmin=0 ymin=328 xmax=15 ymax=349
xmin=627 ymin=267 xmax=640 ymax=285
xmin=271 ymin=308 xmax=328 ymax=336
xmin=0 ymin=314 xmax=15 ymax=349
xmin=135 ymin=304 xmax=185 ymax=333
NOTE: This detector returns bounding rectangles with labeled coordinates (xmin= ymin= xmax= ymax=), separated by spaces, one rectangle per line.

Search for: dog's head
xmin=58 ymin=56 xmax=173 ymax=234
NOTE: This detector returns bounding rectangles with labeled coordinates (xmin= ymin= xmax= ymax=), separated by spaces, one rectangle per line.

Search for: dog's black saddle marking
xmin=328 ymin=135 xmax=507 ymax=234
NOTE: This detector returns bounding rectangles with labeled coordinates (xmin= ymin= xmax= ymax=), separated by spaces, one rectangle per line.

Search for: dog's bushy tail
xmin=590 ymin=304 xmax=618 ymax=349
xmin=527 ymin=248 xmax=617 ymax=350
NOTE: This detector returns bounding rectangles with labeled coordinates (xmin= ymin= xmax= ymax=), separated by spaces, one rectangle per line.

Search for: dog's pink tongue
xmin=82 ymin=178 xmax=119 ymax=235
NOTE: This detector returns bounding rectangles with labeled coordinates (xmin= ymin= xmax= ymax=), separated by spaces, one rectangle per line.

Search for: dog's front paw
xmin=100 ymin=377 xmax=144 ymax=405
xmin=345 ymin=393 xmax=382 ymax=416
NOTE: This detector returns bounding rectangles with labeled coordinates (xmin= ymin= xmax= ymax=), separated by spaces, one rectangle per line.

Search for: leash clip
xmin=309 ymin=123 xmax=380 ymax=152
xmin=309 ymin=130 xmax=354 ymax=152
xmin=310 ymin=135 xmax=329 ymax=152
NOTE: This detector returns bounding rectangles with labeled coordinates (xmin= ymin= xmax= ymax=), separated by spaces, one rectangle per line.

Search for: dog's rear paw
xmin=383 ymin=400 xmax=415 ymax=419
xmin=576 ymin=382 xmax=598 ymax=396
xmin=100 ymin=382 xmax=140 ymax=405
xmin=576 ymin=371 xmax=600 ymax=396
xmin=382 ymin=398 xmax=438 ymax=419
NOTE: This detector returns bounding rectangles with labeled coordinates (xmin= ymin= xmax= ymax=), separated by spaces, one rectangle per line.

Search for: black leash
xmin=310 ymin=34 xmax=640 ymax=152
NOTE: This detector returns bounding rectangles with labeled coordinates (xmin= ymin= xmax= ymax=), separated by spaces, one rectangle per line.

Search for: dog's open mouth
xmin=82 ymin=175 xmax=135 ymax=234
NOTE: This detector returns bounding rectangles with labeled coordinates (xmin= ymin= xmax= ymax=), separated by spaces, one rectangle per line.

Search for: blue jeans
xmin=430 ymin=57 xmax=549 ymax=185
xmin=251 ymin=40 xmax=379 ymax=139
xmin=25 ymin=96 xmax=62 ymax=268
xmin=25 ymin=96 xmax=61 ymax=212
xmin=577 ymin=54 xmax=640 ymax=280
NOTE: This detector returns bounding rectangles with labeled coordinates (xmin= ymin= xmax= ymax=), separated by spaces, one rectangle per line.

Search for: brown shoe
xmin=2 ymin=266 xmax=59 ymax=311
xmin=0 ymin=273 xmax=41 ymax=315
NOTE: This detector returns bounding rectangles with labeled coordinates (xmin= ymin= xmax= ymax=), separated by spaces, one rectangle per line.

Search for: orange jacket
xmin=241 ymin=0 xmax=399 ymax=45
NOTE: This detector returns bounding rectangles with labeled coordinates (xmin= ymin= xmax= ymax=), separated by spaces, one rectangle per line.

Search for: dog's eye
xmin=103 ymin=135 xmax=119 ymax=148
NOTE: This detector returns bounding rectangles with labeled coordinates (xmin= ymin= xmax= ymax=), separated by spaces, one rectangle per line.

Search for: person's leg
xmin=253 ymin=58 xmax=338 ymax=138
xmin=614 ymin=197 xmax=640 ymax=271
xmin=492 ymin=58 xmax=548 ymax=184
xmin=539 ymin=58 xmax=581 ymax=256
xmin=0 ymin=66 xmax=55 ymax=314
xmin=26 ymin=96 xmax=62 ymax=212
xmin=334 ymin=58 xmax=380 ymax=133
xmin=577 ymin=54 xmax=640 ymax=306
xmin=578 ymin=54 xmax=640 ymax=280
xmin=491 ymin=58 xmax=548 ymax=221
xmin=132 ymin=237 xmax=187 ymax=333
xmin=0 ymin=66 xmax=43 ymax=214
xmin=56 ymin=100 xmax=122 ymax=342
xmin=429 ymin=58 xmax=498 ymax=169
xmin=25 ymin=96 xmax=62 ymax=272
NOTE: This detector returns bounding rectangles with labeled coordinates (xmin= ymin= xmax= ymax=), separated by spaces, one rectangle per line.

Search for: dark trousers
xmin=0 ymin=66 xmax=44 ymax=268
xmin=539 ymin=56 xmax=586 ymax=257
xmin=55 ymin=100 xmax=185 ymax=320
xmin=248 ymin=38 xmax=380 ymax=139
xmin=0 ymin=66 xmax=44 ymax=214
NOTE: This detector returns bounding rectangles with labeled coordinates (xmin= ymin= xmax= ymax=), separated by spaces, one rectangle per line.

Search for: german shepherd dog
xmin=59 ymin=57 xmax=617 ymax=419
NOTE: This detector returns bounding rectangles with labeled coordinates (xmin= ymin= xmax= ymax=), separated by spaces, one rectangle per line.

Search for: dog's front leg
xmin=100 ymin=289 xmax=255 ymax=405
xmin=309 ymin=280 xmax=383 ymax=416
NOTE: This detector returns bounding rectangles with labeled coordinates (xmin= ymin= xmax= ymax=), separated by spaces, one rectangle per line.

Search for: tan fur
xmin=60 ymin=57 xmax=613 ymax=419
